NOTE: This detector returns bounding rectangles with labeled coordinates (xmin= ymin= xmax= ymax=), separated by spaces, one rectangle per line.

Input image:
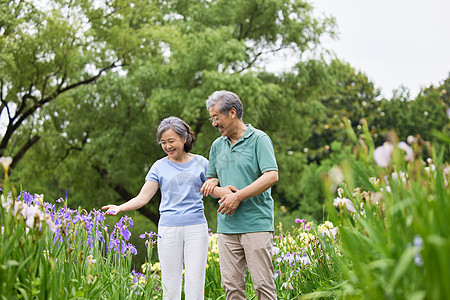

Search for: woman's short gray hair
xmin=156 ymin=116 xmax=196 ymax=152
xmin=205 ymin=90 xmax=243 ymax=119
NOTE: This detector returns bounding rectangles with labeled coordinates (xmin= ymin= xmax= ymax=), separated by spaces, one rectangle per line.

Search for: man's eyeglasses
xmin=208 ymin=112 xmax=225 ymax=123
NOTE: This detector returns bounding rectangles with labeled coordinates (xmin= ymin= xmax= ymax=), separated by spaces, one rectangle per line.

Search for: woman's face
xmin=160 ymin=129 xmax=186 ymax=160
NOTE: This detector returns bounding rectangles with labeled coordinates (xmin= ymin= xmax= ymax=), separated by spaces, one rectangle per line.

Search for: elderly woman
xmin=201 ymin=90 xmax=279 ymax=300
xmin=103 ymin=116 xmax=216 ymax=300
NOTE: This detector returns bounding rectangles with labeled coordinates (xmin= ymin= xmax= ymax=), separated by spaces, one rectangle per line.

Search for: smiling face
xmin=208 ymin=104 xmax=234 ymax=137
xmin=160 ymin=128 xmax=187 ymax=161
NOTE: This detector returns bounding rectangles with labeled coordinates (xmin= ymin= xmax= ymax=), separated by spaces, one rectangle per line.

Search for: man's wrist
xmin=235 ymin=190 xmax=244 ymax=203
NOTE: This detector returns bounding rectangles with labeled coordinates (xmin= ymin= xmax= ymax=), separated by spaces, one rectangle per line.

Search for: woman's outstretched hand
xmin=102 ymin=204 xmax=121 ymax=215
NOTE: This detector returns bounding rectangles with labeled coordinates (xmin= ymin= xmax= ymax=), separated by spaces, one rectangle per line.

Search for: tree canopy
xmin=2 ymin=0 xmax=448 ymax=226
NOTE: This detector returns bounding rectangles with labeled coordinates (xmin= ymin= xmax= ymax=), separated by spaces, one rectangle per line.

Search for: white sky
xmin=311 ymin=0 xmax=450 ymax=98
xmin=266 ymin=0 xmax=450 ymax=99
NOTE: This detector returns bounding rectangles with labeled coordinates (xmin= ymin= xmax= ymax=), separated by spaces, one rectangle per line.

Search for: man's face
xmin=208 ymin=104 xmax=229 ymax=136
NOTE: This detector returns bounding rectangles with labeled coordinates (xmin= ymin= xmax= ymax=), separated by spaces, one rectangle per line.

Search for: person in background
xmin=201 ymin=90 xmax=279 ymax=300
xmin=103 ymin=116 xmax=217 ymax=300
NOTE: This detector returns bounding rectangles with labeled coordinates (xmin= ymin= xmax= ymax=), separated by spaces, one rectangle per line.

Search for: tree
xmin=380 ymin=74 xmax=450 ymax=157
xmin=269 ymin=59 xmax=382 ymax=220
xmin=0 ymin=0 xmax=173 ymax=171
xmin=303 ymin=60 xmax=382 ymax=162
xmin=7 ymin=0 xmax=336 ymax=226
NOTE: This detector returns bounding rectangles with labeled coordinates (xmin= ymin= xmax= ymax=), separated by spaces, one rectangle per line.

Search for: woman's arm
xmin=102 ymin=180 xmax=159 ymax=215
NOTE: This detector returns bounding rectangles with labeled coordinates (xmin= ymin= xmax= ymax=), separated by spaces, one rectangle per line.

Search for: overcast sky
xmin=309 ymin=0 xmax=450 ymax=98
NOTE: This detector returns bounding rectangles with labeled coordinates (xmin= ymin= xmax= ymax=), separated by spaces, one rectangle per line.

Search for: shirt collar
xmin=221 ymin=124 xmax=255 ymax=143
xmin=242 ymin=124 xmax=255 ymax=139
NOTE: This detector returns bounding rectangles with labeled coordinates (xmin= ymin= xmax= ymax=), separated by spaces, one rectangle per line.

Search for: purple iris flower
xmin=99 ymin=224 xmax=108 ymax=233
xmin=109 ymin=236 xmax=119 ymax=252
xmin=96 ymin=212 xmax=105 ymax=223
xmin=21 ymin=191 xmax=33 ymax=204
xmin=120 ymin=226 xmax=131 ymax=241
xmin=47 ymin=211 xmax=55 ymax=221
xmin=72 ymin=214 xmax=80 ymax=224
xmin=128 ymin=243 xmax=137 ymax=255
xmin=98 ymin=232 xmax=104 ymax=242
xmin=85 ymin=221 xmax=94 ymax=233
xmin=64 ymin=209 xmax=73 ymax=220
xmin=120 ymin=241 xmax=127 ymax=254
xmin=139 ymin=231 xmax=160 ymax=248
xmin=45 ymin=202 xmax=55 ymax=211
xmin=131 ymin=270 xmax=138 ymax=283
xmin=132 ymin=270 xmax=146 ymax=284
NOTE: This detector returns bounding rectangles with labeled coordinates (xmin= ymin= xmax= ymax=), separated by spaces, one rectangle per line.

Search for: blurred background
xmin=1 ymin=0 xmax=449 ymax=267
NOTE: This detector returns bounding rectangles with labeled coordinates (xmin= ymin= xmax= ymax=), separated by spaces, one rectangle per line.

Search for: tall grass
xmin=316 ymin=122 xmax=450 ymax=299
xmin=0 ymin=180 xmax=343 ymax=299
xmin=0 ymin=183 xmax=161 ymax=299
xmin=2 ymin=121 xmax=448 ymax=300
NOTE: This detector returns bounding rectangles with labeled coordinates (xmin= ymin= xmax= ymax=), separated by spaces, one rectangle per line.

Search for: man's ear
xmin=229 ymin=107 xmax=237 ymax=119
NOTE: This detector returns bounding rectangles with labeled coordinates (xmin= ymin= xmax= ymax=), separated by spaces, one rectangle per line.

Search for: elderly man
xmin=201 ymin=90 xmax=279 ymax=300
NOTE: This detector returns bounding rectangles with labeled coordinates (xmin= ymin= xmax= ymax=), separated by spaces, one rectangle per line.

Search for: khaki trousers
xmin=218 ymin=232 xmax=277 ymax=300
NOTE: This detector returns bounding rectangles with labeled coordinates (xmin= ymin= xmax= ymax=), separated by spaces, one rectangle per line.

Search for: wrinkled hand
xmin=200 ymin=178 xmax=219 ymax=196
xmin=102 ymin=204 xmax=120 ymax=215
xmin=214 ymin=185 xmax=239 ymax=198
xmin=217 ymin=188 xmax=241 ymax=215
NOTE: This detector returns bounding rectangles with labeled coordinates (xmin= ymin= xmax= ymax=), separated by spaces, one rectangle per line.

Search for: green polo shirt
xmin=206 ymin=125 xmax=278 ymax=234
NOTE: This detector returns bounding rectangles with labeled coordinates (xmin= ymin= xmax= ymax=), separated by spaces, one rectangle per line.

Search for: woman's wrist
xmin=212 ymin=186 xmax=219 ymax=197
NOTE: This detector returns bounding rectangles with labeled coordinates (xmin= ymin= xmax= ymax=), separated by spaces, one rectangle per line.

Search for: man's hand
xmin=217 ymin=191 xmax=242 ymax=215
xmin=214 ymin=185 xmax=239 ymax=198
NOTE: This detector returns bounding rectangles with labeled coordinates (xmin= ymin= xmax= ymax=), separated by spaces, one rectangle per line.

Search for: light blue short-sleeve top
xmin=146 ymin=154 xmax=208 ymax=227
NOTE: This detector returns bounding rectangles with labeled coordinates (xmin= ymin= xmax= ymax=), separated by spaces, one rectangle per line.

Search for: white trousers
xmin=157 ymin=223 xmax=209 ymax=300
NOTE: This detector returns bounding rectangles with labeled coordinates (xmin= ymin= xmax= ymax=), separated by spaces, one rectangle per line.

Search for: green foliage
xmin=304 ymin=60 xmax=382 ymax=163
xmin=4 ymin=0 xmax=337 ymax=226
xmin=380 ymin=77 xmax=450 ymax=158
xmin=1 ymin=182 xmax=345 ymax=299
xmin=3 ymin=0 xmax=449 ymax=230
xmin=2 ymin=121 xmax=450 ymax=298
xmin=320 ymin=124 xmax=450 ymax=299
xmin=0 ymin=189 xmax=161 ymax=299
xmin=0 ymin=0 xmax=172 ymax=145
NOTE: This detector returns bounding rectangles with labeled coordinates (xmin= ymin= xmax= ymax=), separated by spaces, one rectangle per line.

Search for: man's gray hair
xmin=206 ymin=90 xmax=243 ymax=119
xmin=156 ymin=116 xmax=196 ymax=152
